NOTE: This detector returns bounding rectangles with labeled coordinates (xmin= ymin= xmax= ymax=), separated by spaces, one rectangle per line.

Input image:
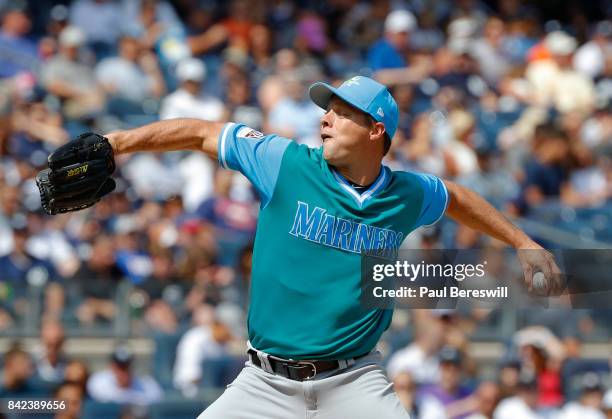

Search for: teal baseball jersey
xmin=218 ymin=122 xmax=448 ymax=360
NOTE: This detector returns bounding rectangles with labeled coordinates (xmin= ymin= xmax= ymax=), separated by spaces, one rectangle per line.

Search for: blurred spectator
xmin=63 ymin=359 xmax=89 ymax=395
xmin=524 ymin=31 xmax=596 ymax=115
xmin=563 ymin=147 xmax=612 ymax=208
xmin=9 ymin=87 xmax=68 ymax=167
xmin=465 ymin=381 xmax=500 ymax=419
xmin=25 ymin=210 xmax=78 ymax=280
xmin=393 ymin=371 xmax=420 ymax=417
xmin=574 ymin=21 xmax=612 ymax=80
xmin=96 ymin=35 xmax=165 ymax=111
xmin=493 ymin=372 xmax=541 ymax=419
xmin=513 ymin=326 xmax=565 ymax=409
xmin=469 ymin=17 xmax=513 ymax=86
xmin=121 ymin=153 xmax=185 ymax=202
xmin=333 ymin=0 xmax=388 ymax=53
xmin=248 ymin=24 xmax=274 ymax=89
xmin=294 ymin=10 xmax=328 ymax=55
xmin=187 ymin=0 xmax=254 ymax=56
xmin=194 ymin=169 xmax=256 ymax=266
xmin=87 ymin=344 xmax=162 ymax=406
xmin=511 ymin=124 xmax=572 ymax=215
xmin=368 ymin=9 xmax=415 ymax=72
xmin=226 ymin=73 xmax=263 ymax=129
xmin=418 ymin=346 xmax=474 ymax=419
xmin=430 ymin=50 xmax=471 ymax=95
xmin=113 ymin=228 xmax=152 ymax=285
xmin=0 ymin=218 xmax=62 ymax=322
xmin=497 ymin=359 xmax=521 ymax=400
xmin=442 ymin=108 xmax=479 ymax=177
xmin=159 ymin=57 xmax=224 ymax=121
xmin=387 ymin=314 xmax=445 ymax=384
xmin=0 ymin=218 xmax=58 ymax=282
xmin=175 ymin=234 xmax=224 ymax=312
xmin=71 ymin=235 xmax=122 ymax=325
xmin=504 ymin=18 xmax=540 ymax=64
xmin=267 ymin=70 xmax=323 ymax=146
xmin=33 ymin=319 xmax=68 ymax=386
xmin=0 ymin=343 xmax=43 ymax=397
xmin=558 ymin=373 xmax=606 ymax=419
xmin=46 ymin=4 xmax=70 ymax=40
xmin=219 ymin=0 xmax=256 ymax=50
xmin=122 ymin=0 xmax=182 ymax=44
xmin=41 ymin=25 xmax=105 ymax=120
xmin=0 ymin=2 xmax=38 ymax=78
xmin=137 ymin=251 xmax=182 ymax=333
xmin=456 ymin=148 xmax=520 ymax=210
xmin=69 ymin=0 xmax=123 ymax=59
xmin=410 ymin=10 xmax=445 ymax=53
xmin=53 ymin=381 xmax=84 ymax=419
xmin=173 ymin=304 xmax=240 ymax=396
xmin=0 ymin=185 xmax=21 ymax=257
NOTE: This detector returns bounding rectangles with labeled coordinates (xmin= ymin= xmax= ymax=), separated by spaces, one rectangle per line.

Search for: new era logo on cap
xmin=377 ymin=108 xmax=384 ymax=117
xmin=343 ymin=76 xmax=362 ymax=87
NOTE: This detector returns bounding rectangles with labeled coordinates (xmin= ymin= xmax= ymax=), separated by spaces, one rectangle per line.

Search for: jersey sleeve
xmin=217 ymin=122 xmax=292 ymax=207
xmin=414 ymin=173 xmax=449 ymax=227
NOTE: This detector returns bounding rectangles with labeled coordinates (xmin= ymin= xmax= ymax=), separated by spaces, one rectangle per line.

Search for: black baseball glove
xmin=36 ymin=133 xmax=116 ymax=215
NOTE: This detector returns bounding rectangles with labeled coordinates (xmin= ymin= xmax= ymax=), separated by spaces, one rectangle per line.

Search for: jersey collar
xmin=331 ymin=166 xmax=389 ymax=208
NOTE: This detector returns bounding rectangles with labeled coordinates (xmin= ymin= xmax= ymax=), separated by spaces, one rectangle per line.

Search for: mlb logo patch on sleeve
xmin=237 ymin=126 xmax=264 ymax=139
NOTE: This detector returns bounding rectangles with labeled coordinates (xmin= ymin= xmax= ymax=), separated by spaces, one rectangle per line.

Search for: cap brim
xmin=308 ymin=82 xmax=336 ymax=110
xmin=309 ymin=82 xmax=370 ymax=115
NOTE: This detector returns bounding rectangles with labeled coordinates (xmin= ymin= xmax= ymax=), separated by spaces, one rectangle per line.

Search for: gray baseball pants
xmin=196 ymin=350 xmax=410 ymax=418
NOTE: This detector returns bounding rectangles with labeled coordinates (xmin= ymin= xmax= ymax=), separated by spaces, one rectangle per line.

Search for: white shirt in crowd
xmin=159 ymin=89 xmax=224 ymax=121
xmin=419 ymin=395 xmax=448 ymax=419
xmin=87 ymin=369 xmax=163 ymax=406
xmin=173 ymin=325 xmax=227 ymax=396
xmin=573 ymin=41 xmax=607 ymax=79
xmin=557 ymin=402 xmax=605 ymax=419
xmin=386 ymin=343 xmax=440 ymax=384
xmin=70 ymin=0 xmax=123 ymax=45
xmin=494 ymin=396 xmax=541 ymax=419
xmin=96 ymin=58 xmax=155 ymax=102
xmin=525 ymin=60 xmax=596 ymax=114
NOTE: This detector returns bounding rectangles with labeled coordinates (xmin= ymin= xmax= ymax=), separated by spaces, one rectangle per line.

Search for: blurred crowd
xmin=384 ymin=310 xmax=612 ymax=419
xmin=1 ymin=311 xmax=612 ymax=418
xmin=0 ymin=0 xmax=611 ymax=417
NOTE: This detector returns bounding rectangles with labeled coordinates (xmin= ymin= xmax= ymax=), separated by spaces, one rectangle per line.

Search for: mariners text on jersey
xmin=289 ymin=201 xmax=404 ymax=256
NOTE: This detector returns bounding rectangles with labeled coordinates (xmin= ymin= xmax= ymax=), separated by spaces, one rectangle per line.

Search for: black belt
xmin=247 ymin=349 xmax=366 ymax=381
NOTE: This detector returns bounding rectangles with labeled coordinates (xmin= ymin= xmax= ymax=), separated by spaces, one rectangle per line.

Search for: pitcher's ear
xmin=370 ymin=121 xmax=386 ymax=141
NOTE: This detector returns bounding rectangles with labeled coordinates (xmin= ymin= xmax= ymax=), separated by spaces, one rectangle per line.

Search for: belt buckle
xmin=284 ymin=361 xmax=317 ymax=381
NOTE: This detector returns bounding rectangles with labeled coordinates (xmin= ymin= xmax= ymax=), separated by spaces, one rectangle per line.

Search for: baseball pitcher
xmin=37 ymin=76 xmax=562 ymax=418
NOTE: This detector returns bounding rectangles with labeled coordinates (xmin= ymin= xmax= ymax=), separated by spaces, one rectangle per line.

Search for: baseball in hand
xmin=532 ymin=272 xmax=546 ymax=291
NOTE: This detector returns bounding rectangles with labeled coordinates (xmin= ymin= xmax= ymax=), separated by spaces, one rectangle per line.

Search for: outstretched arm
xmin=105 ymin=118 xmax=225 ymax=158
xmin=443 ymin=180 xmax=534 ymax=249
xmin=443 ymin=180 xmax=562 ymax=293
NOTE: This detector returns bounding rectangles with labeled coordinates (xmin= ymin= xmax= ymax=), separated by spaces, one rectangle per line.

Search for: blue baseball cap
xmin=309 ymin=76 xmax=399 ymax=140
